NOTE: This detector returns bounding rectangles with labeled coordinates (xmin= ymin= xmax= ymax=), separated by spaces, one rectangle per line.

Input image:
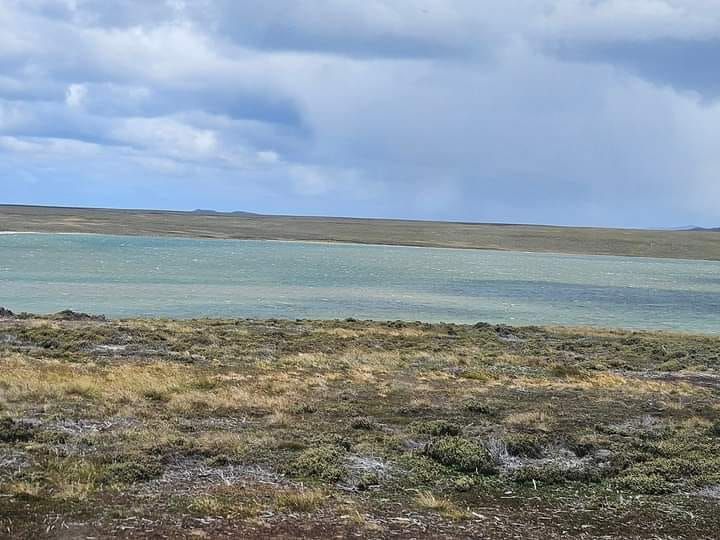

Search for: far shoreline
xmin=2 ymin=204 xmax=719 ymax=261
xmin=2 ymin=229 xmax=720 ymax=265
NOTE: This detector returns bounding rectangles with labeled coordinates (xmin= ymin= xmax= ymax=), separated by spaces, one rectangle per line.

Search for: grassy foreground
xmin=2 ymin=204 xmax=719 ymax=261
xmin=1 ymin=313 xmax=719 ymax=539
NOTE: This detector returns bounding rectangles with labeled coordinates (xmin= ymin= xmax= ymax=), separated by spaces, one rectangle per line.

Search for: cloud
xmin=536 ymin=0 xmax=720 ymax=41
xmin=534 ymin=1 xmax=720 ymax=97
xmin=547 ymin=38 xmax=720 ymax=98
xmin=110 ymin=117 xmax=218 ymax=159
xmin=0 ymin=1 xmax=719 ymax=226
xmin=65 ymin=83 xmax=87 ymax=108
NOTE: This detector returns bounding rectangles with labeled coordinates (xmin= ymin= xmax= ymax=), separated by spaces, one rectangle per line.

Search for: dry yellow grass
xmin=274 ymin=489 xmax=326 ymax=513
xmin=503 ymin=411 xmax=552 ymax=431
xmin=317 ymin=326 xmax=431 ymax=339
xmin=266 ymin=411 xmax=293 ymax=427
xmin=188 ymin=496 xmax=226 ymax=516
xmin=1 ymin=356 xmax=196 ymax=404
xmin=510 ymin=372 xmax=700 ymax=395
xmin=415 ymin=492 xmax=470 ymax=520
xmin=5 ymin=482 xmax=43 ymax=499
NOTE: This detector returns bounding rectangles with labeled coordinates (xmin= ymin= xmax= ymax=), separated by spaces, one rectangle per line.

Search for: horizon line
xmin=2 ymin=203 xmax=717 ymax=233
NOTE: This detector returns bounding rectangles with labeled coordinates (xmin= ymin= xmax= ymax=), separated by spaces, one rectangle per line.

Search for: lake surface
xmin=1 ymin=233 xmax=718 ymax=333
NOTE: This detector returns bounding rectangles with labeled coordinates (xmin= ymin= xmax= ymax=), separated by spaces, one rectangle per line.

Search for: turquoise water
xmin=0 ymin=233 xmax=718 ymax=333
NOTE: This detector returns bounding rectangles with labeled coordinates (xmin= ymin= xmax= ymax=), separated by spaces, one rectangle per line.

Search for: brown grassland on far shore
xmin=2 ymin=204 xmax=719 ymax=261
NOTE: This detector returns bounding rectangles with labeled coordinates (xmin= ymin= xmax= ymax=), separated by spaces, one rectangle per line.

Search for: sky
xmin=1 ymin=1 xmax=719 ymax=228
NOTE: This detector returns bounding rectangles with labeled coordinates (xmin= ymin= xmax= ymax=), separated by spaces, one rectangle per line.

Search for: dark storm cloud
xmin=547 ymin=38 xmax=720 ymax=98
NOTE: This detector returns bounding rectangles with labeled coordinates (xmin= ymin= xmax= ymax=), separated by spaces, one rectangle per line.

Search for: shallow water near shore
xmin=1 ymin=233 xmax=719 ymax=333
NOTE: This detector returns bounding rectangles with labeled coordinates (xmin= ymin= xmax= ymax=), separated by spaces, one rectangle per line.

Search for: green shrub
xmin=311 ymin=434 xmax=352 ymax=451
xmin=459 ymin=370 xmax=491 ymax=382
xmin=504 ymin=434 xmax=544 ymax=459
xmin=512 ymin=465 xmax=566 ymax=485
xmin=350 ymin=417 xmax=378 ymax=430
xmin=33 ymin=430 xmax=69 ymax=445
xmin=146 ymin=435 xmax=195 ymax=457
xmin=549 ymin=364 xmax=587 ymax=378
xmin=614 ymin=473 xmax=674 ymax=495
xmin=102 ymin=460 xmax=163 ymax=484
xmin=462 ymin=398 xmax=494 ymax=415
xmin=0 ymin=418 xmax=36 ymax=443
xmin=566 ymin=436 xmax=599 ymax=458
xmin=690 ymin=472 xmax=720 ymax=488
xmin=451 ymin=475 xmax=477 ymax=492
xmin=355 ymin=472 xmax=381 ymax=491
xmin=284 ymin=445 xmax=346 ymax=482
xmin=290 ymin=403 xmax=317 ymax=414
xmin=658 ymin=359 xmax=683 ymax=372
xmin=632 ymin=458 xmax=702 ymax=481
xmin=424 ymin=437 xmax=496 ymax=475
xmin=608 ymin=449 xmax=653 ymax=474
xmin=395 ymin=454 xmax=449 ymax=486
xmin=143 ymin=389 xmax=171 ymax=402
xmin=411 ymin=420 xmax=463 ymax=437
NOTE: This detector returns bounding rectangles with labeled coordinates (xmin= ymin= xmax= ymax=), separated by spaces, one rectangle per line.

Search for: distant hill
xmin=652 ymin=226 xmax=720 ymax=232
xmin=191 ymin=209 xmax=260 ymax=217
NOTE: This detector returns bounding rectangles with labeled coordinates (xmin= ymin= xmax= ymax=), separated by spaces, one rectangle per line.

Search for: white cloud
xmin=256 ymin=150 xmax=280 ymax=164
xmin=0 ymin=135 xmax=102 ymax=157
xmin=110 ymin=117 xmax=218 ymax=159
xmin=65 ymin=83 xmax=87 ymax=107
xmin=0 ymin=102 xmax=29 ymax=131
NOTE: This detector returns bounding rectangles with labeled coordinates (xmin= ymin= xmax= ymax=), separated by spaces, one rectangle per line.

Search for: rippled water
xmin=0 ymin=233 xmax=718 ymax=333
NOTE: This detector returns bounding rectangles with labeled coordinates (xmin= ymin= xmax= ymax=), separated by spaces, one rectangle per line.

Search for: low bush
xmin=284 ymin=445 xmax=346 ymax=482
xmin=614 ymin=473 xmax=675 ymax=495
xmin=424 ymin=437 xmax=496 ymax=474
xmin=462 ymin=398 xmax=494 ymax=415
xmin=102 ymin=459 xmax=164 ymax=484
xmin=459 ymin=370 xmax=491 ymax=382
xmin=411 ymin=420 xmax=463 ymax=437
xmin=0 ymin=417 xmax=36 ymax=443
xmin=658 ymin=359 xmax=684 ymax=372
xmin=504 ymin=434 xmax=545 ymax=459
xmin=512 ymin=465 xmax=567 ymax=485
xmin=565 ymin=435 xmax=600 ymax=458
xmin=355 ymin=472 xmax=381 ymax=491
xmin=549 ymin=364 xmax=587 ymax=378
xmin=350 ymin=417 xmax=378 ymax=430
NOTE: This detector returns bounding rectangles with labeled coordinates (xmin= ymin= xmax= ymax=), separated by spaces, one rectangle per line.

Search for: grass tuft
xmin=415 ymin=491 xmax=470 ymax=520
xmin=275 ymin=489 xmax=326 ymax=513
